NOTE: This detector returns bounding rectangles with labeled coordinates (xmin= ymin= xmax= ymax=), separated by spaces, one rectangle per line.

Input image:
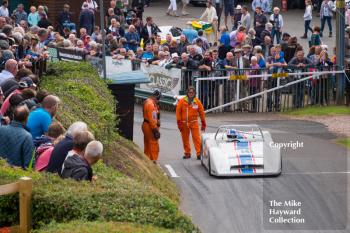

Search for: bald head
xmin=42 ymin=95 xmax=60 ymax=116
xmin=5 ymin=59 xmax=18 ymax=75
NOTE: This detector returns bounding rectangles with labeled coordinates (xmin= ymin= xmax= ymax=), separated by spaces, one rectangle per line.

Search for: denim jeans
xmin=320 ymin=16 xmax=332 ymax=34
xmin=304 ymin=20 xmax=312 ymax=35
xmin=271 ymin=28 xmax=282 ymax=44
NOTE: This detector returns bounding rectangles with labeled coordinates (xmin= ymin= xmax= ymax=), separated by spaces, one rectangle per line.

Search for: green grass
xmin=32 ymin=221 xmax=179 ymax=233
xmin=336 ymin=138 xmax=350 ymax=149
xmin=284 ymin=106 xmax=350 ymax=116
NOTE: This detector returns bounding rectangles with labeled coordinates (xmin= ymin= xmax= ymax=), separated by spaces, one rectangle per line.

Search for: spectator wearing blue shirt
xmin=252 ymin=0 xmax=270 ymax=14
xmin=141 ymin=44 xmax=154 ymax=60
xmin=28 ymin=6 xmax=40 ymax=27
xmin=125 ymin=25 xmax=140 ymax=52
xmin=219 ymin=26 xmax=230 ymax=47
xmin=182 ymin=22 xmax=198 ymax=44
xmin=13 ymin=4 xmax=28 ymax=25
xmin=26 ymin=95 xmax=60 ymax=138
xmin=0 ymin=105 xmax=34 ymax=169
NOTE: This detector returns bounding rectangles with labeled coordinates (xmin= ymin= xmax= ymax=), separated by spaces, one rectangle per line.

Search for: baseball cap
xmin=236 ymin=5 xmax=242 ymax=10
xmin=20 ymin=76 xmax=36 ymax=88
xmin=171 ymin=53 xmax=179 ymax=58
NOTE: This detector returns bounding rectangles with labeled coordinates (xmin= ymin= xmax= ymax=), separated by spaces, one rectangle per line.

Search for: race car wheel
xmin=208 ymin=155 xmax=213 ymax=176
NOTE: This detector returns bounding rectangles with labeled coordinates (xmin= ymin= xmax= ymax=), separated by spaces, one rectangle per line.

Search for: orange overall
xmin=142 ymin=98 xmax=160 ymax=161
xmin=176 ymin=97 xmax=206 ymax=157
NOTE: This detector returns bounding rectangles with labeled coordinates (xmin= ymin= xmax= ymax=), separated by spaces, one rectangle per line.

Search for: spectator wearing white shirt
xmin=241 ymin=6 xmax=251 ymax=33
xmin=0 ymin=1 xmax=9 ymax=18
xmin=200 ymin=1 xmax=218 ymax=44
xmin=0 ymin=59 xmax=18 ymax=86
xmin=82 ymin=0 xmax=98 ymax=13
xmin=301 ymin=0 xmax=313 ymax=39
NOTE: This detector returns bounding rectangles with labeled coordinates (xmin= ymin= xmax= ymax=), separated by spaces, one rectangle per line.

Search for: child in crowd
xmin=28 ymin=6 xmax=39 ymax=27
xmin=309 ymin=26 xmax=322 ymax=47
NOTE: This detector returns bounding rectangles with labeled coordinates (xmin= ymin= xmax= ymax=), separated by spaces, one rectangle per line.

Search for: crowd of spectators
xmin=0 ymin=1 xmax=104 ymax=181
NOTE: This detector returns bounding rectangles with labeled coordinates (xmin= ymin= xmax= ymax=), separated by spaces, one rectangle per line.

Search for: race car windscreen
xmin=215 ymin=125 xmax=264 ymax=142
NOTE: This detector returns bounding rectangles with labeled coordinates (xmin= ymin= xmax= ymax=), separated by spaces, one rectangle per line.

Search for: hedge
xmin=32 ymin=221 xmax=179 ymax=233
xmin=41 ymin=61 xmax=178 ymax=202
xmin=0 ymin=160 xmax=198 ymax=232
xmin=33 ymin=221 xmax=176 ymax=233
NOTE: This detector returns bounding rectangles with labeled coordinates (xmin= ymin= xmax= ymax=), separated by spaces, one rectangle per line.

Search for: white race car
xmin=201 ymin=125 xmax=282 ymax=177
xmin=157 ymin=26 xmax=182 ymax=44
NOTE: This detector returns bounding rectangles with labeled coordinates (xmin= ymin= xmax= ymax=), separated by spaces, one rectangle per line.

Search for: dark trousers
xmin=320 ymin=16 xmax=332 ymax=34
xmin=215 ymin=3 xmax=222 ymax=31
xmin=304 ymin=20 xmax=313 ymax=35
xmin=271 ymin=28 xmax=281 ymax=44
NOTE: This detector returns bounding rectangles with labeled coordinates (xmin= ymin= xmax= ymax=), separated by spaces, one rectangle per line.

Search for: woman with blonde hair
xmin=301 ymin=0 xmax=313 ymax=39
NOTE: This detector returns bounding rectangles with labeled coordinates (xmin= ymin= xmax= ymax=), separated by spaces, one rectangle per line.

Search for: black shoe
xmin=196 ymin=155 xmax=201 ymax=160
xmin=183 ymin=155 xmax=190 ymax=159
xmin=329 ymin=32 xmax=332 ymax=37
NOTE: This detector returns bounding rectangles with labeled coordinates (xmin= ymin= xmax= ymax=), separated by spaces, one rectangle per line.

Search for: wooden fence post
xmin=18 ymin=177 xmax=32 ymax=233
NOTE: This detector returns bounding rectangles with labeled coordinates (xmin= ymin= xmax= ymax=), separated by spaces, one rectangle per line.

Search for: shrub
xmin=32 ymin=221 xmax=179 ymax=233
xmin=0 ymin=160 xmax=199 ymax=232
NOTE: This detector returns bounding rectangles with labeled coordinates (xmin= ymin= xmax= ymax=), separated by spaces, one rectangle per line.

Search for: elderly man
xmin=125 ymin=25 xmax=140 ymax=52
xmin=0 ymin=105 xmax=33 ymax=169
xmin=26 ymin=95 xmax=60 ymax=138
xmin=62 ymin=140 xmax=102 ymax=181
xmin=46 ymin=121 xmax=89 ymax=174
xmin=269 ymin=7 xmax=284 ymax=44
xmin=177 ymin=52 xmax=198 ymax=69
xmin=61 ymin=133 xmax=98 ymax=181
xmin=0 ymin=59 xmax=17 ymax=85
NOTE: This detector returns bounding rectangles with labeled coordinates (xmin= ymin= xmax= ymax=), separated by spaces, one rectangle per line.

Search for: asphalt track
xmin=133 ymin=106 xmax=349 ymax=233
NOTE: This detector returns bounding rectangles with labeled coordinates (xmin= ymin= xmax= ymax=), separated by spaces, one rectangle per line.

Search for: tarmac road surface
xmin=133 ymin=106 xmax=349 ymax=233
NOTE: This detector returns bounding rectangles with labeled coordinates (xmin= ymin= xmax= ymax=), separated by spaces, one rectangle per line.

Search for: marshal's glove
xmin=152 ymin=128 xmax=160 ymax=140
xmin=201 ymin=121 xmax=206 ymax=132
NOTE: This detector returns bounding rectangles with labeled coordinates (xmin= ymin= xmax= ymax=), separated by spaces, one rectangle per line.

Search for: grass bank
xmin=284 ymin=106 xmax=350 ymax=116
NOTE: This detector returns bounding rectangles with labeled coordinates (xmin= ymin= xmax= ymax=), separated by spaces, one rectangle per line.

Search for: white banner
xmin=140 ymin=63 xmax=182 ymax=95
xmin=106 ymin=57 xmax=132 ymax=76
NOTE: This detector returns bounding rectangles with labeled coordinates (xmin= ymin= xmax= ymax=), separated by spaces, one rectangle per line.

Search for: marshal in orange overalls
xmin=142 ymin=97 xmax=160 ymax=161
xmin=176 ymin=96 xmax=206 ymax=158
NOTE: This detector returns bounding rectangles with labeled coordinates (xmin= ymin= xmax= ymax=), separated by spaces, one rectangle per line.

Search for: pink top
xmin=346 ymin=9 xmax=350 ymax=26
xmin=35 ymin=146 xmax=54 ymax=172
xmin=0 ymin=89 xmax=21 ymax=115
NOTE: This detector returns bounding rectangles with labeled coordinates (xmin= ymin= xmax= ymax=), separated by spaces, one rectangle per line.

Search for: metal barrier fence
xmin=122 ymin=60 xmax=350 ymax=112
xmin=183 ymin=66 xmax=348 ymax=112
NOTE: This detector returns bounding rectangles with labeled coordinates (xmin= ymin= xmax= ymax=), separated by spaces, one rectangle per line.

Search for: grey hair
xmin=67 ymin=121 xmax=88 ymax=136
xmin=85 ymin=141 xmax=103 ymax=159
